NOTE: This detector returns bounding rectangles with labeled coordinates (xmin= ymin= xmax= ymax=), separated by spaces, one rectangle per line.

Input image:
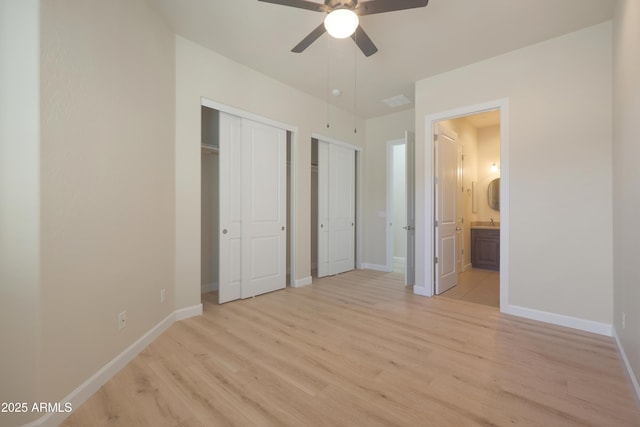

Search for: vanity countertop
xmin=470 ymin=221 xmax=500 ymax=230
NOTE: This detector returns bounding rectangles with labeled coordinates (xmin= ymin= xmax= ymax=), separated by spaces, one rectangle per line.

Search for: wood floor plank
xmin=62 ymin=270 xmax=640 ymax=426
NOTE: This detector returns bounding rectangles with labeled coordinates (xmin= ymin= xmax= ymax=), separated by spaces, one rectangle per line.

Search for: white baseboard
xmin=293 ymin=276 xmax=312 ymax=287
xmin=361 ymin=263 xmax=392 ymax=272
xmin=27 ymin=304 xmax=203 ymax=427
xmin=613 ymin=327 xmax=640 ymax=405
xmin=413 ymin=286 xmax=432 ymax=297
xmin=503 ymin=304 xmax=613 ymax=336
xmin=175 ymin=303 xmax=203 ymax=321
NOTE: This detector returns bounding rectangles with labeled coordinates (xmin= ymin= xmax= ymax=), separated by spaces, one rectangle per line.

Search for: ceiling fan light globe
xmin=324 ymin=9 xmax=359 ymax=39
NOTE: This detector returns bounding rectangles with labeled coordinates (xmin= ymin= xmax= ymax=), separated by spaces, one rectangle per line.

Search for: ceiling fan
xmin=258 ymin=0 xmax=429 ymax=57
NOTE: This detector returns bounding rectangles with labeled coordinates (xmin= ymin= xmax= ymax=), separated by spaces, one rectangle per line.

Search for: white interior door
xmin=241 ymin=119 xmax=286 ymax=298
xmin=218 ymin=113 xmax=286 ymax=302
xmin=317 ymin=140 xmax=355 ymax=277
xmin=219 ymin=112 xmax=243 ymax=303
xmin=329 ymin=143 xmax=355 ymax=275
xmin=405 ymin=131 xmax=416 ymax=286
xmin=435 ymin=124 xmax=459 ymax=294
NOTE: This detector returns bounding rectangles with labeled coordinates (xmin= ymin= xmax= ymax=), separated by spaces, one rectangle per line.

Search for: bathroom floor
xmin=439 ymin=268 xmax=499 ymax=308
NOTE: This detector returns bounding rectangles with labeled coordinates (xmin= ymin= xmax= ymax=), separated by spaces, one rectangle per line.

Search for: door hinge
xmin=434 ymin=256 xmax=439 ymax=264
xmin=434 ymin=176 xmax=438 ymax=185
xmin=434 ymin=220 xmax=438 ymax=227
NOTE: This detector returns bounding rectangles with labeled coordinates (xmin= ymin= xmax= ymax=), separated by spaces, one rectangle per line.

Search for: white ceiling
xmin=150 ymin=0 xmax=614 ymax=119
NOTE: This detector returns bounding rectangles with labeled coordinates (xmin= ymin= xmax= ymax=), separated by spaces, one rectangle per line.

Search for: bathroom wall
xmin=476 ymin=125 xmax=501 ymax=223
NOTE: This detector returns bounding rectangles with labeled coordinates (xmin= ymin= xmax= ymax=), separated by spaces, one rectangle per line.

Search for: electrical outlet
xmin=160 ymin=289 xmax=166 ymax=303
xmin=118 ymin=311 xmax=126 ymax=330
xmin=622 ymin=312 xmax=626 ymax=330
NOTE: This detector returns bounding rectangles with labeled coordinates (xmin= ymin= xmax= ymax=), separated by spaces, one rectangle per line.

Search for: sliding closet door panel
xmin=218 ymin=112 xmax=242 ymax=303
xmin=329 ymin=144 xmax=355 ymax=275
xmin=241 ymin=118 xmax=286 ymax=298
xmin=317 ymin=141 xmax=330 ymax=278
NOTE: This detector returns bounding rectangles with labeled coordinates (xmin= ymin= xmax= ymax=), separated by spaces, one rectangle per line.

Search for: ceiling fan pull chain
xmin=353 ymin=30 xmax=357 ymax=134
xmin=326 ymin=35 xmax=331 ymax=128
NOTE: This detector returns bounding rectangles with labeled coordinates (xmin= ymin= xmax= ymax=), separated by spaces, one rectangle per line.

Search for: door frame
xmin=418 ymin=98 xmax=509 ymax=313
xmin=312 ymin=133 xmax=363 ymax=271
xmin=386 ymin=138 xmax=406 ymax=273
xmin=201 ymin=97 xmax=299 ymax=288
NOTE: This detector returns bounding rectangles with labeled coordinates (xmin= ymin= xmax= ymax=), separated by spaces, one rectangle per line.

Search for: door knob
xmin=222 ymin=229 xmax=228 ymax=234
xmin=455 ymin=227 xmax=461 ymax=231
xmin=281 ymin=226 xmax=285 ymax=231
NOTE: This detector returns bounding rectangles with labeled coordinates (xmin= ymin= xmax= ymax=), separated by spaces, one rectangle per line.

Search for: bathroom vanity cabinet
xmin=471 ymin=228 xmax=500 ymax=271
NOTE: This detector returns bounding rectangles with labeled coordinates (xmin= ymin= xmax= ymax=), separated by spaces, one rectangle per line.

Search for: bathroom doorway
xmin=435 ymin=109 xmax=502 ymax=308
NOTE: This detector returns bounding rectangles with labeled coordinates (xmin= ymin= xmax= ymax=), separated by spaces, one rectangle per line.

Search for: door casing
xmin=416 ymin=98 xmax=509 ymax=314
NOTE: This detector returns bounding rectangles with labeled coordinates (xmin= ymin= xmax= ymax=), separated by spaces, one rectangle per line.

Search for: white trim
xmin=413 ymin=286 xmax=431 ymax=297
xmin=201 ymin=98 xmax=297 ymax=134
xmin=361 ymin=263 xmax=392 ymax=272
xmin=503 ymin=304 xmax=613 ymax=336
xmin=355 ymin=150 xmax=363 ymax=271
xmin=175 ymin=303 xmax=203 ymax=321
xmin=312 ymin=133 xmax=362 ymax=152
xmin=613 ymin=327 xmax=640 ymax=405
xmin=288 ymin=131 xmax=297 ymax=287
xmin=422 ymin=98 xmax=509 ymax=301
xmin=293 ymin=276 xmax=312 ymax=287
xmin=26 ymin=310 xmax=180 ymax=427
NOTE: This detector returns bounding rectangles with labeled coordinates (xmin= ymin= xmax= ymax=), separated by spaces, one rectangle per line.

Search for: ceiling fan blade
xmin=292 ymin=23 xmax=327 ymax=53
xmin=355 ymin=0 xmax=428 ymax=16
xmin=258 ymin=0 xmax=329 ymax=13
xmin=351 ymin=25 xmax=378 ymax=57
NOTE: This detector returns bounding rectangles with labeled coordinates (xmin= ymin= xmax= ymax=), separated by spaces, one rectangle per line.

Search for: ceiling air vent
xmin=382 ymin=94 xmax=411 ymax=108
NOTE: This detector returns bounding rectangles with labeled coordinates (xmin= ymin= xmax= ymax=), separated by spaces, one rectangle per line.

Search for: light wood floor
xmin=440 ymin=268 xmax=500 ymax=308
xmin=63 ymin=270 xmax=640 ymax=427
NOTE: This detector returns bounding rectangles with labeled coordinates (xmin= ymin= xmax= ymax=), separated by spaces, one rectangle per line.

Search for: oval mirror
xmin=488 ymin=178 xmax=500 ymax=211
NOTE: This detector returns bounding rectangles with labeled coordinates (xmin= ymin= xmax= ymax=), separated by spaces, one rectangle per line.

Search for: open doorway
xmin=435 ymin=110 xmax=501 ymax=308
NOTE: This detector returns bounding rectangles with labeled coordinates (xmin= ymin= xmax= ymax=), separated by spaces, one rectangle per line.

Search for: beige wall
xmin=613 ymin=0 xmax=640 ymax=394
xmin=39 ymin=0 xmax=175 ymax=406
xmin=175 ymin=36 xmax=365 ymax=309
xmin=363 ymin=109 xmax=415 ymax=267
xmin=415 ymin=22 xmax=613 ymax=323
xmin=0 ymin=1 xmax=40 ymax=425
xmin=476 ymin=125 xmax=501 ymax=222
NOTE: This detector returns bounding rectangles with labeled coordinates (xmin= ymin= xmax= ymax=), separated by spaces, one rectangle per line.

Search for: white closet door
xmin=317 ymin=141 xmax=355 ymax=277
xmin=240 ymin=118 xmax=286 ymax=298
xmin=329 ymin=143 xmax=355 ymax=275
xmin=317 ymin=141 xmax=330 ymax=278
xmin=218 ymin=112 xmax=243 ymax=303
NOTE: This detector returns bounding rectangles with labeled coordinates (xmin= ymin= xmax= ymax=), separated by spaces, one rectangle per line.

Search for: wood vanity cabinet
xmin=471 ymin=228 xmax=500 ymax=271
